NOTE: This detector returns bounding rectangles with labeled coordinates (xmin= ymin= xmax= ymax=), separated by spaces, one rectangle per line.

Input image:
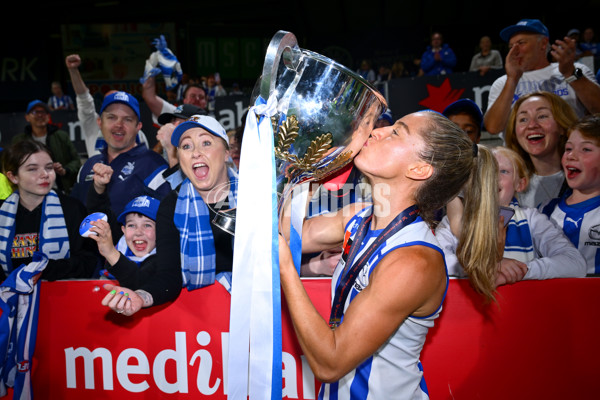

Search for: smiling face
xmin=99 ymin=103 xmax=142 ymax=158
xmin=514 ymin=96 xmax=563 ymax=161
xmin=495 ymin=151 xmax=527 ymax=206
xmin=121 ymin=213 xmax=156 ymax=258
xmin=7 ymin=150 xmax=55 ymax=202
xmin=177 ymin=127 xmax=230 ymax=202
xmin=563 ymin=130 xmax=600 ymax=198
xmin=508 ymin=33 xmax=549 ymax=71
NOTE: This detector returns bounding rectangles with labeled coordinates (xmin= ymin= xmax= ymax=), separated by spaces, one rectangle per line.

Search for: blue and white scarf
xmin=99 ymin=235 xmax=157 ymax=279
xmin=504 ymin=198 xmax=535 ymax=263
xmin=174 ymin=168 xmax=238 ymax=291
xmin=0 ymin=252 xmax=48 ymax=400
xmin=0 ymin=191 xmax=70 ymax=276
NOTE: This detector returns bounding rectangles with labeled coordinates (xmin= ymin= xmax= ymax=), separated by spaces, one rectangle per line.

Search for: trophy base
xmin=212 ymin=208 xmax=236 ymax=236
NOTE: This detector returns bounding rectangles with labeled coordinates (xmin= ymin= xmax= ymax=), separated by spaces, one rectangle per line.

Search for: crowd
xmin=1 ymin=18 xmax=599 ymax=400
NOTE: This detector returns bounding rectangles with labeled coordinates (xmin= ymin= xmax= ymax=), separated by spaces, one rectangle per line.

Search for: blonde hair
xmin=504 ymin=91 xmax=578 ymax=176
xmin=492 ymin=146 xmax=530 ymax=192
xmin=456 ymin=145 xmax=501 ymax=301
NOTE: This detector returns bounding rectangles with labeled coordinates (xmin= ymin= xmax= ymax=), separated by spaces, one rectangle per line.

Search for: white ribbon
xmin=228 ymin=94 xmax=281 ymax=399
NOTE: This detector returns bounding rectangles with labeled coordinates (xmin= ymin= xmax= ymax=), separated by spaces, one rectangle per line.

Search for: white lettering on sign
xmin=64 ymin=331 xmax=317 ymax=397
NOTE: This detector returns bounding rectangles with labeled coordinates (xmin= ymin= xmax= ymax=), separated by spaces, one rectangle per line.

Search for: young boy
xmin=540 ymin=114 xmax=600 ymax=275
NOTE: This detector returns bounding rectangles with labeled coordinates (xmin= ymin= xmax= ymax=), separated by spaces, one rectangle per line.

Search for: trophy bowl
xmin=212 ymin=30 xmax=387 ymax=235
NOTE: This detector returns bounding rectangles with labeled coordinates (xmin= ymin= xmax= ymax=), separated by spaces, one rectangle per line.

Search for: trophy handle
xmin=260 ymin=30 xmax=301 ymax=101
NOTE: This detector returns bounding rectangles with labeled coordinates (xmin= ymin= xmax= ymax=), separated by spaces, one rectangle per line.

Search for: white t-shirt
xmin=487 ymin=62 xmax=598 ymax=119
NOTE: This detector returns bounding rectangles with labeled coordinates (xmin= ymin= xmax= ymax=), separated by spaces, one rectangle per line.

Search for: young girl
xmin=504 ymin=91 xmax=579 ymax=208
xmin=436 ymin=146 xmax=586 ymax=288
xmin=0 ymin=140 xmax=98 ymax=282
xmin=541 ymin=114 xmax=600 ymax=274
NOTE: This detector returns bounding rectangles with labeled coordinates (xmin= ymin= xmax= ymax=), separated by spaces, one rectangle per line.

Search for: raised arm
xmin=65 ymin=55 xmax=88 ymax=96
xmin=141 ymin=75 xmax=167 ymax=118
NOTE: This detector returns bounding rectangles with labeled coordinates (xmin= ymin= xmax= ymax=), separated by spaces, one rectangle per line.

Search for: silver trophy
xmin=212 ymin=30 xmax=387 ymax=235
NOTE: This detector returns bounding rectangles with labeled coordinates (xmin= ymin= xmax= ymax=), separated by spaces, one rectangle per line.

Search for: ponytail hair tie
xmin=472 ymin=143 xmax=478 ymax=157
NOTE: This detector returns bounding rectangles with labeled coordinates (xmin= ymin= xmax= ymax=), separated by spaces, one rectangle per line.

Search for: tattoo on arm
xmin=135 ymin=289 xmax=154 ymax=308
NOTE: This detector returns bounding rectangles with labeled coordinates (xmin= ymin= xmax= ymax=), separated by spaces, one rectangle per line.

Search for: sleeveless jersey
xmin=320 ymin=206 xmax=448 ymax=400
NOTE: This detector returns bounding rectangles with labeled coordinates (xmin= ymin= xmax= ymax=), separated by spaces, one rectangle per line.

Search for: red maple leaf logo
xmin=418 ymin=78 xmax=465 ymax=112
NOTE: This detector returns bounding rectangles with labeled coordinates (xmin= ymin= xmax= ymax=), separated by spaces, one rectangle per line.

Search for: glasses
xmin=30 ymin=109 xmax=49 ymax=116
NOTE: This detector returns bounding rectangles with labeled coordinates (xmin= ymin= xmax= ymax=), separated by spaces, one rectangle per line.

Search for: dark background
xmin=2 ymin=0 xmax=599 ymax=114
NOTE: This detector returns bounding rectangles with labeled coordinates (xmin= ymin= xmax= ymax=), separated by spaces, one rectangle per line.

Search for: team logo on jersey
xmin=118 ymin=162 xmax=136 ymax=181
xmin=590 ymin=224 xmax=600 ymax=240
xmin=566 ymin=216 xmax=583 ymax=228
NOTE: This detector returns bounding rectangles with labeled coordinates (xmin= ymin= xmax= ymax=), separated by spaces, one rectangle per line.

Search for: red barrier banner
xmin=18 ymin=277 xmax=600 ymax=399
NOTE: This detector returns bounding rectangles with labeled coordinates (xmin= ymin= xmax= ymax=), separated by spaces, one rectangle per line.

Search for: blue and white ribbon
xmin=228 ymin=94 xmax=282 ymax=399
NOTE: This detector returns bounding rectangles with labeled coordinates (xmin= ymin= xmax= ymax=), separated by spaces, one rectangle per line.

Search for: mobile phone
xmin=499 ymin=206 xmax=515 ymax=227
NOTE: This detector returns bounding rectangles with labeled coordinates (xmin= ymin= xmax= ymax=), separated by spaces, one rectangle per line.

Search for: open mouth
xmin=565 ymin=166 xmax=581 ymax=179
xmin=133 ymin=240 xmax=147 ymax=252
xmin=193 ymin=162 xmax=209 ymax=180
xmin=526 ymin=133 xmax=545 ymax=144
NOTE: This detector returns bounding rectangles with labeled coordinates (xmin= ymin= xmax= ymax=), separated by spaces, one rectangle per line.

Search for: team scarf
xmin=0 ymin=190 xmax=70 ymax=275
xmin=503 ymin=198 xmax=535 ymax=264
xmin=99 ymin=235 xmax=157 ymax=279
xmin=0 ymin=252 xmax=48 ymax=400
xmin=174 ymin=168 xmax=238 ymax=291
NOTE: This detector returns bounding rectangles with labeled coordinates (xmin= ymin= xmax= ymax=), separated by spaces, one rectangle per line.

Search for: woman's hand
xmin=101 ymin=283 xmax=144 ymax=316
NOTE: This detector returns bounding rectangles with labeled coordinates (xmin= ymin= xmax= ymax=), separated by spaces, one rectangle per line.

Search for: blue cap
xmin=442 ymin=99 xmax=483 ymax=130
xmin=100 ymin=91 xmax=141 ymax=120
xmin=171 ymin=114 xmax=229 ymax=147
xmin=26 ymin=100 xmax=50 ymax=114
xmin=117 ymin=195 xmax=160 ymax=225
xmin=500 ymin=19 xmax=549 ymax=42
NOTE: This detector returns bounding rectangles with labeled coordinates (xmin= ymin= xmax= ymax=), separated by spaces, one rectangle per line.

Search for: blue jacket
xmin=70 ymin=145 xmax=170 ymax=216
xmin=421 ymin=44 xmax=457 ymax=76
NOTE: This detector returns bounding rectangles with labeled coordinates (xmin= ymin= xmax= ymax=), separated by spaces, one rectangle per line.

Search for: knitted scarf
xmin=99 ymin=235 xmax=157 ymax=279
xmin=0 ymin=191 xmax=69 ymax=275
xmin=503 ymin=198 xmax=535 ymax=264
xmin=174 ymin=168 xmax=238 ymax=291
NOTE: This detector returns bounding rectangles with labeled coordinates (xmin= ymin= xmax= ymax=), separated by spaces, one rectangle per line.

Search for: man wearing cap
xmin=442 ymin=99 xmax=483 ymax=143
xmin=12 ymin=100 xmax=81 ymax=194
xmin=146 ymin=104 xmax=206 ymax=191
xmin=65 ymin=54 xmax=150 ymax=158
xmin=484 ymin=19 xmax=600 ymax=137
xmin=70 ymin=91 xmax=171 ymax=216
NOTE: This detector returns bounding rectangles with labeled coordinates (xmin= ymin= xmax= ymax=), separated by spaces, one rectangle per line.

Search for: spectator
xmin=0 ymin=140 xmax=98 ymax=282
xmin=205 ymin=73 xmax=227 ymax=114
xmin=175 ymin=73 xmax=190 ymax=103
xmin=69 ymin=91 xmax=171 ymax=216
xmin=141 ymin=36 xmax=208 ymax=123
xmin=420 ymin=31 xmax=457 ymax=76
xmin=390 ymin=60 xmax=410 ymax=78
xmin=149 ymin=104 xmax=206 ymax=191
xmin=279 ymin=111 xmax=499 ymax=398
xmin=579 ymin=27 xmax=600 ymax=71
xmin=484 ymin=19 xmax=600 ymax=137
xmin=154 ymin=115 xmax=238 ymax=300
xmin=469 ymin=35 xmax=503 ymax=76
xmin=12 ymin=100 xmax=81 ymax=194
xmin=436 ymin=145 xmax=586 ymax=287
xmin=540 ymin=114 xmax=600 ymax=274
xmin=356 ymin=59 xmax=376 ymax=84
xmin=442 ymin=98 xmax=483 ymax=143
xmin=229 ymin=82 xmax=244 ymax=96
xmin=65 ymin=54 xmax=149 ymax=158
xmin=47 ymin=81 xmax=74 ymax=111
xmin=504 ymin=91 xmax=578 ymax=208
xmin=85 ymin=162 xmax=166 ymax=315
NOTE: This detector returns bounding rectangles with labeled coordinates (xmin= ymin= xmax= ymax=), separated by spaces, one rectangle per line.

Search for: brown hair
xmin=504 ymin=91 xmax=578 ymax=176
